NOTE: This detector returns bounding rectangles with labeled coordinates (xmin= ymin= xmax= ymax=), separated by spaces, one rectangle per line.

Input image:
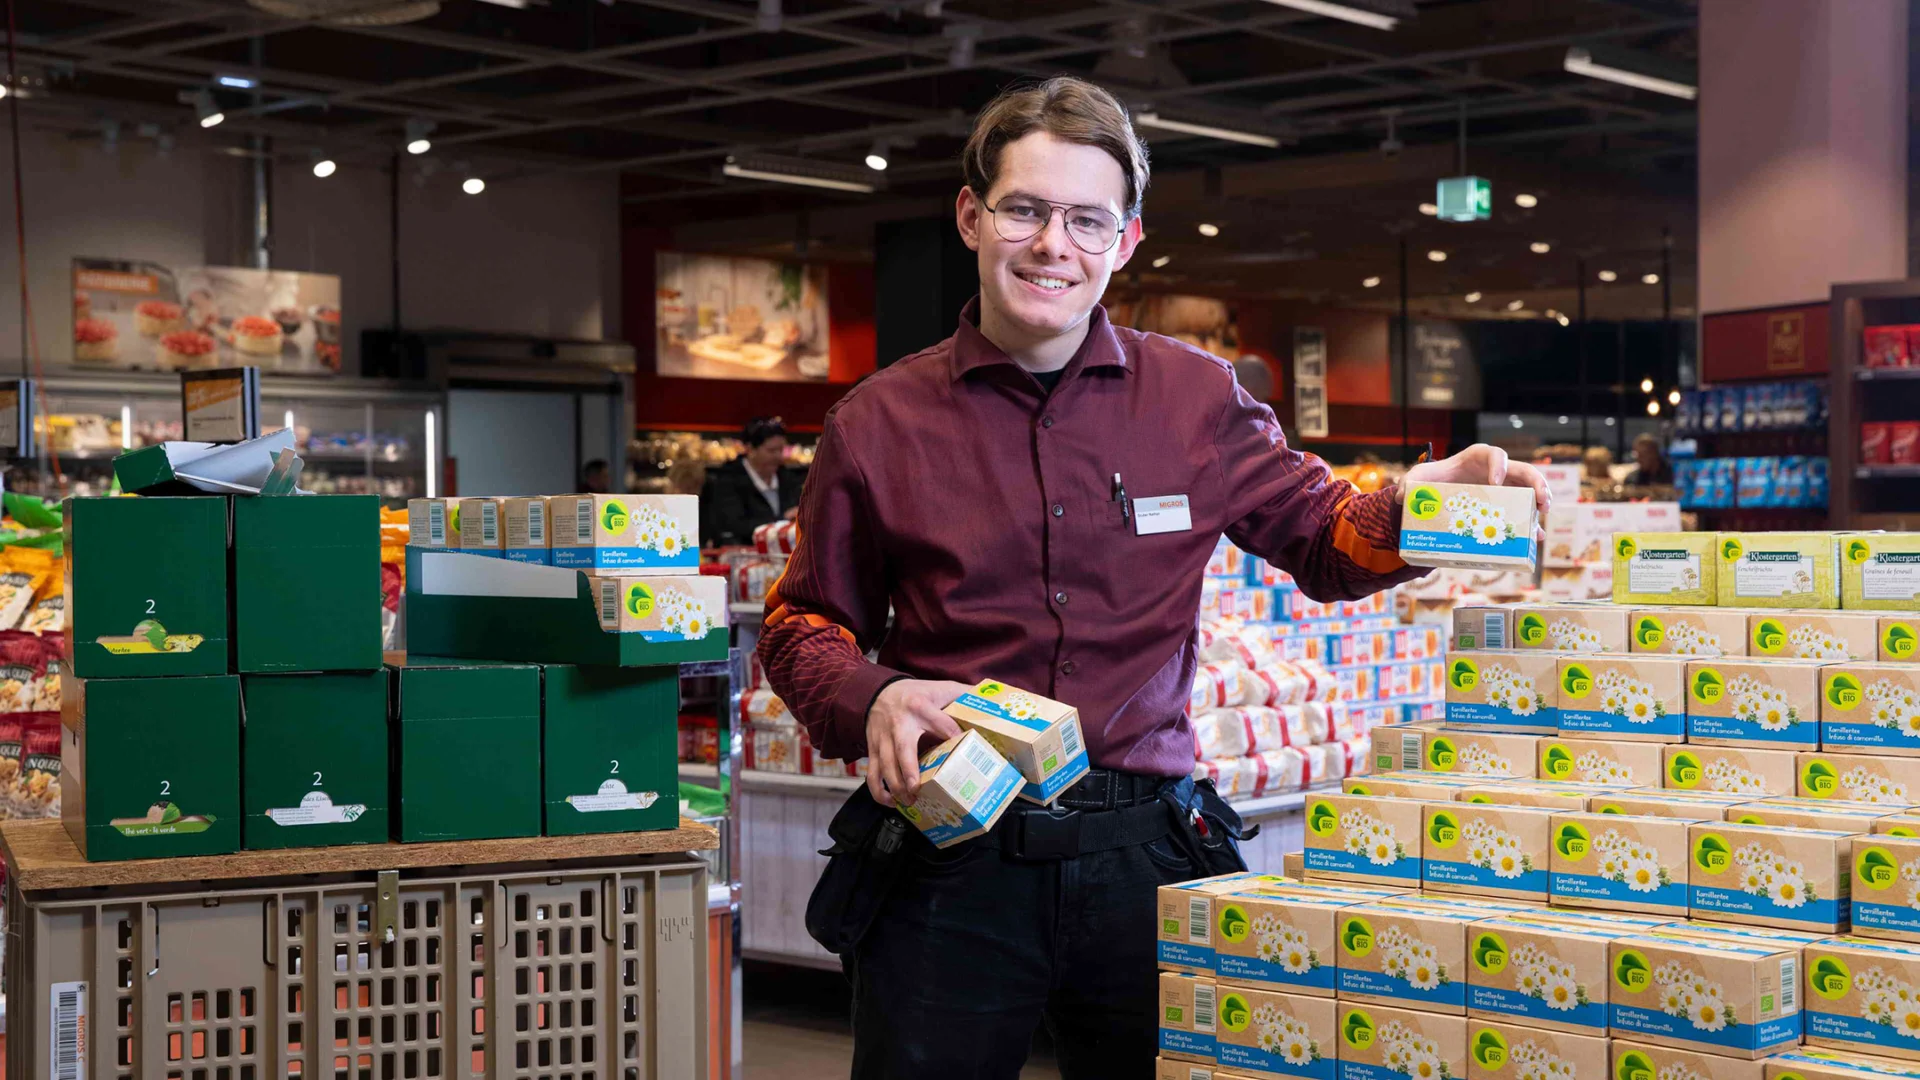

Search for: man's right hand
xmin=866 ymin=678 xmax=971 ymax=808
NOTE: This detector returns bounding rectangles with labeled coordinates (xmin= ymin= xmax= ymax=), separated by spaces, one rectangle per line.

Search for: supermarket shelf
xmin=729 ymin=601 xmax=765 ymax=617
xmin=1858 ymin=465 xmax=1920 ymax=479
xmin=1857 ymin=367 xmax=1920 ymax=380
xmin=679 ymin=763 xmax=862 ymax=795
xmin=1227 ymin=782 xmax=1342 ymax=819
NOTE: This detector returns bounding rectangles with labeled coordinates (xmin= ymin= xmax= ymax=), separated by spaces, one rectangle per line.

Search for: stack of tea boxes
xmin=1157 ymin=530 xmax=1920 ymax=1080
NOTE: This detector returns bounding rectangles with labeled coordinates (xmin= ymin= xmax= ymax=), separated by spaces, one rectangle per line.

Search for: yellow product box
xmin=1538 ymin=736 xmax=1666 ymax=787
xmin=1161 ymin=972 xmax=1220 ymax=1064
xmin=1335 ymin=1001 xmax=1465 ymax=1080
xmin=1797 ymin=752 xmax=1920 ymax=806
xmin=1303 ymin=793 xmax=1427 ymax=889
xmin=942 ymin=678 xmax=1089 ymax=804
xmin=1718 ymin=532 xmax=1842 ymax=610
xmin=1506 ymin=603 xmax=1633 ymax=653
xmin=1751 ymin=611 xmax=1883 ymax=662
xmin=548 ymin=493 xmax=699 ymax=572
xmin=1685 ymin=658 xmax=1827 ymax=750
xmin=1847 ymin=833 xmax=1920 ymax=942
xmin=1802 ymin=935 xmax=1920 ymax=1061
xmin=1842 ymin=533 xmax=1920 ymax=611
xmin=1606 ymin=929 xmax=1803 ymax=1057
xmin=1206 ymin=884 xmax=1403 ymax=995
xmin=1421 ymin=802 xmax=1553 ymax=902
xmin=1464 ymin=912 xmax=1673 ymax=1035
xmin=405 ymin=497 xmax=459 ymax=547
xmin=1446 ymin=650 xmax=1561 ymax=735
xmin=1724 ymin=797 xmax=1901 ymax=832
xmin=1453 ymin=782 xmax=1614 ymax=809
xmin=588 ymin=574 xmax=729 ymax=640
xmin=1548 ymin=811 xmax=1697 ymax=917
xmin=1767 ymin=1048 xmax=1920 ymax=1080
xmin=896 ymin=731 xmax=1023 ymax=849
xmin=1158 ymin=871 xmax=1301 ymax=975
xmin=1211 ymin=985 xmax=1338 ymax=1078
xmin=1332 ymin=896 xmax=1534 ymax=1015
xmin=1631 ymin=607 xmax=1754 ymax=658
xmin=1687 ymin=820 xmax=1854 ymax=933
xmin=1821 ymin=663 xmax=1920 ymax=758
xmin=1556 ymin=653 xmax=1689 ymax=742
xmin=1451 ymin=606 xmax=1516 ymax=652
xmin=498 ymin=496 xmax=551 ymax=565
xmin=1344 ymin=772 xmax=1489 ymax=800
xmin=1614 ymin=533 xmax=1719 ymax=606
xmin=1368 ymin=728 xmax=1541 ymax=778
xmin=1399 ymin=482 xmax=1540 ymax=572
xmin=1663 ymin=745 xmax=1798 ymax=797
xmin=1882 ymin=616 xmax=1920 ymax=663
xmin=1614 ymin=1040 xmax=1770 ymax=1080
xmin=1591 ymin=789 xmax=1756 ymax=818
xmin=1461 ymin=1016 xmax=1608 ymax=1080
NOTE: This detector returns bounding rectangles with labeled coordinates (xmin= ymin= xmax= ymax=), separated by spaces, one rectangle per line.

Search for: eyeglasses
xmin=982 ymin=195 xmax=1124 ymax=254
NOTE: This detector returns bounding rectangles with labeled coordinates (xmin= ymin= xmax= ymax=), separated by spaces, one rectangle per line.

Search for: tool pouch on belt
xmin=805 ymin=786 xmax=912 ymax=957
xmin=1160 ymin=777 xmax=1259 ymax=876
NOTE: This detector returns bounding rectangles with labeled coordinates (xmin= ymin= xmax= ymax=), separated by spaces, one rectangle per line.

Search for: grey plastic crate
xmin=5 ymin=855 xmax=708 ymax=1080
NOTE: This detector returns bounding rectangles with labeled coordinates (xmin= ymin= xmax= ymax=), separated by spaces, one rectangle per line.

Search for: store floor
xmin=744 ymin=961 xmax=1062 ymax=1079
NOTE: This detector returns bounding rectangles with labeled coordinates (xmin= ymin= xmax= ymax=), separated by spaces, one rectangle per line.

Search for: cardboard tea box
xmin=1446 ymin=651 xmax=1560 ymax=734
xmin=501 ymin=497 xmax=551 ymax=565
xmin=1334 ymin=1001 xmax=1465 ymax=1080
xmin=942 ymin=678 xmax=1089 ymax=805
xmin=1462 ymin=1016 xmax=1607 ymax=1080
xmin=1590 ymin=789 xmax=1753 ymax=818
xmin=1421 ymin=802 xmax=1553 ymax=902
xmin=1751 ymin=611 xmax=1882 ymax=662
xmin=1821 ymin=663 xmax=1920 ymax=756
xmin=1506 ymin=603 xmax=1632 ymax=653
xmin=589 ymin=573 xmax=729 ymax=640
xmin=1718 ymin=532 xmax=1842 ymax=610
xmin=1768 ymin=1048 xmax=1920 ymax=1080
xmin=1333 ymin=897 xmax=1523 ymax=1014
xmin=1798 ymin=751 xmax=1920 ymax=806
xmin=1302 ymin=793 xmax=1426 ymax=888
xmin=1370 ymin=728 xmax=1540 ymax=778
xmin=63 ymin=672 xmax=241 ymax=861
xmin=1614 ymin=533 xmax=1718 ymax=606
xmin=1555 ymin=653 xmax=1688 ymax=742
xmin=1848 ymin=833 xmax=1920 ymax=942
xmin=1211 ymin=984 xmax=1337 ymax=1078
xmin=1451 ymin=606 xmax=1517 ymax=651
xmin=1283 ymin=851 xmax=1305 ymax=880
xmin=1685 ymin=658 xmax=1826 ymax=750
xmin=1615 ymin=1041 xmax=1770 ymax=1080
xmin=1464 ymin=913 xmax=1663 ymax=1034
xmin=899 ymin=731 xmax=1022 ymax=849
xmin=1158 ymin=871 xmax=1301 ymax=975
xmin=550 ymin=493 xmax=699 ymax=572
xmin=241 ymin=671 xmax=388 ymax=850
xmin=1876 ymin=816 xmax=1920 ymax=836
xmin=1630 ymin=607 xmax=1753 ymax=658
xmin=406 ymin=497 xmax=457 ymax=547
xmin=1537 ymin=736 xmax=1665 ymax=787
xmin=1882 ymin=616 xmax=1920 ymax=663
xmin=390 ymin=658 xmax=541 ymax=843
xmin=1398 ymin=482 xmax=1539 ymax=572
xmin=1842 ymin=533 xmax=1920 ymax=611
xmin=1343 ymin=772 xmax=1486 ymax=800
xmin=1607 ymin=929 xmax=1803 ymax=1057
xmin=1160 ymin=972 xmax=1220 ymax=1064
xmin=1663 ymin=745 xmax=1798 ymax=797
xmin=1209 ymin=883 xmax=1408 ymax=995
xmin=1452 ymin=782 xmax=1612 ymax=809
xmin=1803 ymin=935 xmax=1920 ymax=1060
xmin=66 ymin=495 xmax=229 ymax=679
xmin=1723 ymin=796 xmax=1900 ymax=832
xmin=541 ymin=664 xmax=679 ymax=836
xmin=1547 ymin=811 xmax=1695 ymax=917
xmin=447 ymin=498 xmax=503 ymax=558
xmin=1687 ymin=821 xmax=1853 ymax=933
xmin=233 ymin=494 xmax=382 ymax=674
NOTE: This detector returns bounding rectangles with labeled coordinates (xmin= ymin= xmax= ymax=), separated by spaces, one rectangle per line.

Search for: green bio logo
xmin=1517 ymin=613 xmax=1548 ymax=646
xmin=1616 ymin=536 xmax=1638 ymax=560
xmin=1858 ymin=847 xmax=1900 ymax=891
xmin=1733 ymin=814 xmax=1764 ymax=825
xmin=1348 ymin=783 xmax=1372 ymax=796
xmin=1561 ymin=664 xmax=1594 ymax=699
xmin=1427 ymin=737 xmax=1458 ymax=772
xmin=1894 ymin=826 xmax=1920 ymax=839
xmin=450 ymin=503 xmax=462 ymax=536
xmin=1848 ymin=538 xmax=1874 ymax=565
xmin=1467 ymin=795 xmax=1493 ymax=804
xmin=1614 ymin=949 xmax=1651 ymax=992
xmin=1754 ymin=618 xmax=1788 ymax=655
xmin=1472 ymin=932 xmax=1508 ymax=975
xmin=1162 ymin=917 xmax=1179 ymax=936
xmin=1164 ymin=1005 xmax=1183 ymax=1024
xmin=1428 ymin=811 xmax=1460 ymax=848
xmin=1667 ymin=751 xmax=1702 ymax=788
xmin=600 ymin=498 xmax=630 ymax=533
xmin=1802 ymin=758 xmax=1839 ymax=797
xmin=1219 ymin=904 xmax=1252 ymax=943
xmin=1341 ymin=917 xmax=1374 ymax=958
xmin=1721 ymin=537 xmax=1745 ymax=562
xmin=1472 ymin=1028 xmax=1509 ymax=1071
xmin=1408 ymin=486 xmax=1442 ymax=520
xmin=1887 ymin=622 xmax=1919 ymax=660
xmin=1694 ymin=833 xmax=1732 ymax=874
xmin=1811 ymin=956 xmax=1853 ymax=1000
xmin=1220 ymin=992 xmax=1252 ymax=1032
xmin=1616 ymin=1050 xmax=1655 ymax=1080
xmin=1597 ymin=803 xmax=1623 ymax=815
xmin=624 ymin=583 xmax=656 ymax=617
xmin=1543 ymin=744 xmax=1574 ymax=780
xmin=1554 ymin=821 xmax=1592 ymax=861
xmin=1827 ymin=672 xmax=1865 ymax=712
xmin=1308 ymin=800 xmax=1340 ymax=837
xmin=1690 ymin=668 xmax=1725 ymax=705
xmin=1449 ymin=659 xmax=1480 ymax=692
xmin=1341 ymin=1010 xmax=1376 ymax=1051
xmin=1635 ymin=616 xmax=1666 ymax=649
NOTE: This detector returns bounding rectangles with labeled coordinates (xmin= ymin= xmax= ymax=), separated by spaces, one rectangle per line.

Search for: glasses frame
xmin=980 ymin=194 xmax=1126 ymax=255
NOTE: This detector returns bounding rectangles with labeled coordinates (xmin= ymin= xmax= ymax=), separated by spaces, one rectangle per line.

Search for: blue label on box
xmin=1218 ymin=953 xmax=1336 ymax=992
xmin=1159 ymin=1029 xmax=1217 ymax=1060
xmin=1689 ymin=884 xmax=1842 ymax=930
xmin=916 ymin=763 xmax=1021 ymax=847
xmin=553 ymin=546 xmax=700 ymax=571
xmin=1468 ymin=984 xmax=1606 ymax=1031
xmin=1337 ymin=968 xmax=1464 ymax=1009
xmin=1610 ymin=1003 xmax=1800 ymax=1053
xmin=1020 ymin=748 xmax=1089 ymax=804
xmin=1221 ymin=1042 xmax=1334 ymax=1079
xmin=1559 ymin=708 xmax=1686 ymax=740
xmin=1158 ymin=940 xmax=1213 ymax=971
xmin=1854 ymin=899 xmax=1920 ymax=934
xmin=1446 ymin=701 xmax=1558 ymax=733
xmin=1823 ymin=721 xmax=1906 ymax=749
xmin=1424 ymin=857 xmax=1548 ymax=898
xmin=1688 ymin=713 xmax=1820 ymax=748
xmin=1807 ymin=1010 xmax=1907 ymax=1050
xmin=1303 ymin=847 xmax=1422 ymax=883
xmin=1401 ymin=529 xmax=1536 ymax=561
xmin=502 ymin=547 xmax=551 ymax=565
xmin=1550 ymin=871 xmax=1688 ymax=913
xmin=1342 ymin=1062 xmax=1410 ymax=1080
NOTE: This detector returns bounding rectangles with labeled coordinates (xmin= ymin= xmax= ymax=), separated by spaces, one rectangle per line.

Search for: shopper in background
xmin=1628 ymin=432 xmax=1673 ymax=486
xmin=759 ymin=76 xmax=1549 ymax=1080
xmin=1583 ymin=444 xmax=1614 ymax=481
xmin=578 ymin=459 xmax=611 ymax=494
xmin=666 ymin=457 xmax=708 ymax=498
xmin=701 ymin=416 xmax=805 ymax=548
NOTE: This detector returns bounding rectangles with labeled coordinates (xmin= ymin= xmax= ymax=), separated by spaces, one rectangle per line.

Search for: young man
xmin=759 ymin=77 xmax=1547 ymax=1079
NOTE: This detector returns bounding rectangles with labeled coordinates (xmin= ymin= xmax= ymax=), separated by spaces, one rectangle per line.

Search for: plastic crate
xmin=5 ymin=855 xmax=708 ymax=1080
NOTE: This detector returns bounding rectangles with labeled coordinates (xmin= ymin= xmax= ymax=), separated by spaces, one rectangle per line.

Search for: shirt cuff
xmin=831 ymin=661 xmax=907 ymax=757
xmin=1334 ymin=483 xmax=1409 ymax=574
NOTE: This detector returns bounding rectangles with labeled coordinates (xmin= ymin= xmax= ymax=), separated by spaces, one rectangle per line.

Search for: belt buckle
xmin=1017 ymin=809 xmax=1083 ymax=860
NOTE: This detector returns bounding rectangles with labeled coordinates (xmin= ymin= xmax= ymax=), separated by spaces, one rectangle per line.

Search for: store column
xmin=1697 ymin=0 xmax=1909 ymax=314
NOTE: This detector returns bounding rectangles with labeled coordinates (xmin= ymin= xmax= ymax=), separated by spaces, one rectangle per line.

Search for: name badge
xmin=1133 ymin=494 xmax=1193 ymax=536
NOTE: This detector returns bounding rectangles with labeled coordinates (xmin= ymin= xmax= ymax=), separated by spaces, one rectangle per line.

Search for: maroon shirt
xmin=759 ymin=301 xmax=1421 ymax=778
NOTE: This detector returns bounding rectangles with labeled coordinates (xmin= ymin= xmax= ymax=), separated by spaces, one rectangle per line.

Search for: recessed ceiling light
xmin=405 ymin=118 xmax=435 ymax=155
xmin=1605 ymin=416 xmax=1616 ymax=426
xmin=1647 ymin=400 xmax=1661 ymax=416
xmin=1643 ymin=273 xmax=1660 ymax=285
xmin=1418 ymin=203 xmax=1438 ymax=216
xmin=1556 ymin=314 xmax=1571 ymax=327
xmin=1514 ymin=193 xmax=1538 ymax=208
xmin=1640 ymin=377 xmax=1655 ymax=393
xmin=1558 ymin=415 xmax=1569 ymax=424
xmin=1506 ymin=300 xmax=1525 ymax=311
xmin=1668 ymin=389 xmax=1682 ymax=405
xmin=462 ymin=177 xmax=486 ymax=195
xmin=312 ymin=157 xmax=336 ymax=178
xmin=1426 ymin=250 xmax=1446 ymax=262
xmin=864 ymin=141 xmax=889 ymax=171
xmin=192 ymin=89 xmax=224 ymax=129
xmin=1464 ymin=291 xmax=1482 ymax=303
xmin=1598 ymin=269 xmax=1618 ymax=282
xmin=1362 ymin=276 xmax=1382 ymax=288
xmin=1529 ymin=241 xmax=1551 ymax=254
xmin=1151 ymin=255 xmax=1171 ymax=269
xmin=1197 ymin=223 xmax=1220 ymax=237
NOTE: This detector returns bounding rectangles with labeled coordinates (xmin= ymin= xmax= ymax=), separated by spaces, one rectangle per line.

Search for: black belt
xmin=995 ymin=768 xmax=1186 ymax=861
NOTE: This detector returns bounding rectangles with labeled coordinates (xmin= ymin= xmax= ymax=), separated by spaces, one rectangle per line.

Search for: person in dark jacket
xmin=701 ymin=416 xmax=807 ymax=547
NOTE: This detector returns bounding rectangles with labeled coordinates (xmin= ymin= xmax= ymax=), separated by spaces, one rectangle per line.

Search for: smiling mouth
xmin=1013 ymin=269 xmax=1075 ymax=292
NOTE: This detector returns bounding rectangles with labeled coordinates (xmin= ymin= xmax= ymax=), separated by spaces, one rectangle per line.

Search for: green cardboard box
xmin=541 ymin=665 xmax=679 ymax=836
xmin=242 ymin=671 xmax=390 ymax=850
xmin=66 ymin=496 xmax=230 ymax=678
xmin=391 ymin=658 xmax=541 ymax=843
xmin=61 ymin=673 xmax=241 ymax=861
xmin=233 ymin=494 xmax=382 ymax=673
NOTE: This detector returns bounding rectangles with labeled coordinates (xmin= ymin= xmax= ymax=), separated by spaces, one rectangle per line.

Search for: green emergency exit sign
xmin=1437 ymin=176 xmax=1491 ymax=222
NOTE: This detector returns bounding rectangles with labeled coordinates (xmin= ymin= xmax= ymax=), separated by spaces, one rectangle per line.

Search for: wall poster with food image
xmin=656 ymin=252 xmax=832 ymax=382
xmin=72 ymin=258 xmax=344 ymax=374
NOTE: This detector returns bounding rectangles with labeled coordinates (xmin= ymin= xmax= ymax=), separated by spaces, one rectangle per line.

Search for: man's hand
xmin=866 ymin=679 xmax=971 ymax=808
xmin=1403 ymin=443 xmax=1552 ymax=542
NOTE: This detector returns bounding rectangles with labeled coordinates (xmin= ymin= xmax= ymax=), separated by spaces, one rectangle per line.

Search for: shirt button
xmin=1040 ymin=416 xmax=1054 ymax=428
xmin=1061 ymin=660 xmax=1078 ymax=675
xmin=1051 ymin=504 xmax=1064 ymax=518
xmin=1054 ymin=590 xmax=1069 ymax=606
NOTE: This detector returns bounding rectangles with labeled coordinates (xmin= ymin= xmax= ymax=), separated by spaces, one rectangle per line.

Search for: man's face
xmin=748 ymin=435 xmax=787 ymax=475
xmin=957 ymin=131 xmax=1143 ymax=346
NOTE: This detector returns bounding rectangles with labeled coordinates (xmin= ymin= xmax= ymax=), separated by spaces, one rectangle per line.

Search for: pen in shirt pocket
xmin=1111 ymin=472 xmax=1131 ymax=523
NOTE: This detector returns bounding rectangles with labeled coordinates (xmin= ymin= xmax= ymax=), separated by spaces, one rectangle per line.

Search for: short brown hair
xmin=962 ymin=77 xmax=1150 ymax=219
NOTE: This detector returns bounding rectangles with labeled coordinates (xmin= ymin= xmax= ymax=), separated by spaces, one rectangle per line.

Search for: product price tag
xmin=181 ymin=367 xmax=261 ymax=444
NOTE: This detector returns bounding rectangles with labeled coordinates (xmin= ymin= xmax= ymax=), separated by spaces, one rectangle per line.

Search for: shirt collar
xmin=746 ymin=462 xmax=778 ymax=496
xmin=949 ymin=296 xmax=1130 ymax=384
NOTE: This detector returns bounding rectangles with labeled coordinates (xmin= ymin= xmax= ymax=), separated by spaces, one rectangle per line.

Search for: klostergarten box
xmin=1334 ymin=1001 xmax=1465 ymax=1080
xmin=1547 ymin=811 xmax=1694 ymax=917
xmin=1614 ymin=534 xmax=1718 ymax=606
xmin=1803 ymin=935 xmax=1920 ymax=1061
xmin=1663 ymin=745 xmax=1797 ymax=798
xmin=1421 ymin=803 xmax=1552 ymax=902
xmin=1686 ymin=659 xmax=1826 ymax=750
xmin=1537 ymin=736 xmax=1665 ymax=787
xmin=1821 ymin=663 xmax=1920 ymax=756
xmin=1398 ymin=482 xmax=1539 ymax=572
xmin=550 ymin=494 xmax=700 ymax=572
xmin=943 ymin=679 xmax=1089 ymax=805
xmin=1630 ymin=607 xmax=1752 ymax=658
xmin=1555 ymin=653 xmax=1687 ymax=742
xmin=1606 ymin=929 xmax=1803 ymax=1058
xmin=1718 ymin=532 xmax=1842 ymax=610
xmin=1462 ymin=1016 xmax=1608 ymax=1080
xmin=1687 ymin=821 xmax=1853 ymax=933
xmin=1213 ymin=984 xmax=1337 ymax=1080
xmin=1446 ymin=651 xmax=1559 ymax=734
xmin=1849 ymin=834 xmax=1920 ymax=943
xmin=1842 ymin=533 xmax=1920 ymax=611
xmin=1797 ymin=751 xmax=1920 ymax=806
xmin=1303 ymin=793 xmax=1426 ymax=888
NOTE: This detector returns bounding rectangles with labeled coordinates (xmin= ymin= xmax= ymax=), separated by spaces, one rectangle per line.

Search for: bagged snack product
xmin=1548 ymin=811 xmax=1695 ymax=916
xmin=0 ymin=630 xmax=51 ymax=714
xmin=0 ymin=713 xmax=22 ymax=816
xmin=0 ymin=546 xmax=53 ymax=631
xmin=1842 ymin=534 xmax=1920 ymax=611
xmin=1556 ymin=653 xmax=1687 ymax=742
xmin=1820 ymin=662 xmax=1920 ymax=756
xmin=1718 ymin=532 xmax=1842 ymax=610
xmin=1398 ymin=482 xmax=1540 ymax=571
xmin=1445 ymin=650 xmax=1559 ymax=734
xmin=10 ymin=712 xmax=60 ymax=819
xmin=1685 ymin=658 xmax=1824 ymax=750
xmin=1798 ymin=752 xmax=1920 ymax=805
xmin=1614 ymin=533 xmax=1718 ymax=606
xmin=1537 ymin=736 xmax=1665 ymax=786
xmin=1688 ymin=820 xmax=1852 ymax=933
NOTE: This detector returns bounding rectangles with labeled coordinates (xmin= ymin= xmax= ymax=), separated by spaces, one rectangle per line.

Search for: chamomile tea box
xmin=500 ymin=497 xmax=551 ymax=565
xmin=1303 ymin=793 xmax=1427 ymax=888
xmin=1719 ymin=533 xmax=1843 ymax=610
xmin=1556 ymin=653 xmax=1688 ymax=741
xmin=1767 ymin=1048 xmax=1920 ymax=1080
xmin=943 ymin=678 xmax=1090 ymax=805
xmin=1882 ymin=616 xmax=1920 ymax=663
xmin=1798 ymin=752 xmax=1920 ymax=806
xmin=1158 ymin=872 xmax=1305 ymax=974
xmin=452 ymin=498 xmax=504 ymax=557
xmin=1821 ymin=663 xmax=1920 ymax=756
xmin=1548 ymin=811 xmax=1696 ymax=917
xmin=1631 ymin=607 xmax=1755 ymax=658
xmin=1462 ymin=1017 xmax=1608 ymax=1080
xmin=1464 ymin=914 xmax=1667 ymax=1034
xmin=1615 ymin=1041 xmax=1770 ymax=1080
xmin=1342 ymin=773 xmax=1488 ymax=800
xmin=1842 ymin=533 xmax=1920 ymax=611
xmin=1751 ymin=611 xmax=1883 ymax=662
xmin=1877 ymin=817 xmax=1920 ymax=837
xmin=1663 ymin=745 xmax=1798 ymax=797
xmin=1723 ymin=797 xmax=1901 ymax=833
xmin=1399 ymin=482 xmax=1540 ymax=572
xmin=1687 ymin=821 xmax=1854 ymax=933
xmin=1847 ymin=833 xmax=1920 ymax=942
xmin=1506 ymin=603 xmax=1633 ymax=653
xmin=1685 ymin=659 xmax=1826 ymax=750
xmin=1452 ymin=782 xmax=1615 ymax=809
xmin=1446 ymin=651 xmax=1560 ymax=734
xmin=1538 ymin=736 xmax=1666 ymax=788
xmin=1803 ymin=935 xmax=1920 ymax=1061
xmin=1370 ymin=729 xmax=1541 ymax=778
xmin=1421 ymin=802 xmax=1553 ymax=902
xmin=1333 ymin=897 xmax=1535 ymax=1014
xmin=1161 ymin=972 xmax=1220 ymax=1064
xmin=406 ymin=497 xmax=458 ymax=547
xmin=1209 ymin=885 xmax=1405 ymax=994
xmin=1451 ymin=606 xmax=1517 ymax=651
xmin=898 ymin=731 xmax=1022 ymax=849
xmin=1333 ymin=1001 xmax=1466 ymax=1080
xmin=589 ymin=574 xmax=729 ymax=640
xmin=550 ymin=493 xmax=700 ymax=572
xmin=1211 ymin=984 xmax=1338 ymax=1079
xmin=1615 ymin=533 xmax=1719 ymax=606
xmin=1607 ymin=930 xmax=1803 ymax=1057
xmin=1589 ymin=789 xmax=1754 ymax=818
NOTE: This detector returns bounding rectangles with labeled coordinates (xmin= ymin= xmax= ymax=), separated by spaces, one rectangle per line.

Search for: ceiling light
xmin=1640 ymin=377 xmax=1654 ymax=393
xmin=1464 ymin=291 xmax=1482 ymax=303
xmin=462 ymin=177 xmax=486 ymax=195
xmin=1558 ymin=415 xmax=1569 ymax=425
xmin=1362 ymin=276 xmax=1381 ymax=288
xmin=405 ymin=118 xmax=435 ymax=155
xmin=312 ymin=156 xmax=337 ymax=179
xmin=1556 ymin=314 xmax=1571 ymax=327
xmin=1565 ymin=44 xmax=1698 ymax=100
xmin=1198 ymin=223 xmax=1220 ymax=238
xmin=1647 ymin=400 xmax=1661 ymax=416
xmin=864 ymin=144 xmax=889 ymax=171
xmin=192 ymin=90 xmax=224 ymax=129
xmin=1643 ymin=273 xmax=1660 ymax=285
xmin=1545 ymin=309 xmax=1560 ymax=320
xmin=1151 ymin=255 xmax=1171 ymax=269
xmin=1605 ymin=416 xmax=1616 ymax=426
xmin=0 ymin=84 xmax=8 ymax=101
xmin=1529 ymin=241 xmax=1551 ymax=254
xmin=1135 ymin=112 xmax=1281 ymax=148
xmin=1509 ymin=415 xmax=1523 ymax=429
xmin=215 ymin=74 xmax=257 ymax=90
xmin=1254 ymin=0 xmax=1404 ymax=32
xmin=722 ymin=155 xmax=877 ymax=194
xmin=1598 ymin=269 xmax=1618 ymax=282
xmin=1514 ymin=193 xmax=1538 ymax=208
xmin=1418 ymin=203 xmax=1438 ymax=216
xmin=1426 ymin=249 xmax=1446 ymax=262
xmin=1668 ymin=389 xmax=1682 ymax=406
xmin=1506 ymin=300 xmax=1525 ymax=311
